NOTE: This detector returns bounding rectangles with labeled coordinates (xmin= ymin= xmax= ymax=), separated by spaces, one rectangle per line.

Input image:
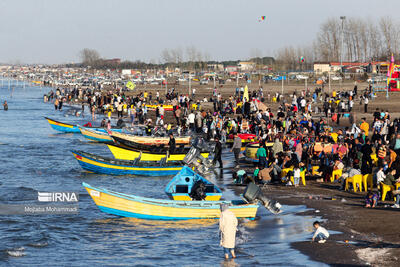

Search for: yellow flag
xmin=243 ymin=85 xmax=249 ymax=102
xmin=126 ymin=81 xmax=136 ymax=90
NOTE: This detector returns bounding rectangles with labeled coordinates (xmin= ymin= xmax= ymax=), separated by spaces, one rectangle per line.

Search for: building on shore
xmin=313 ymin=61 xmax=390 ymax=75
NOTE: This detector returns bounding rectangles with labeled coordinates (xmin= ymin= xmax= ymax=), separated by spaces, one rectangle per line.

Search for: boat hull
xmin=72 ymin=151 xmax=182 ymax=176
xmin=110 ymin=131 xmax=190 ymax=145
xmin=107 ymin=144 xmax=209 ymax=161
xmin=45 ymin=117 xmax=123 ymax=134
xmin=46 ymin=117 xmax=80 ymax=133
xmin=79 ymin=127 xmax=113 ymax=143
xmin=145 ymin=104 xmax=174 ymax=111
xmin=83 ymin=182 xmax=258 ymax=220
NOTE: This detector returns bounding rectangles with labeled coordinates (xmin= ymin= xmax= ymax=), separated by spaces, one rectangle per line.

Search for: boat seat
xmin=176 ymin=185 xmax=189 ymax=193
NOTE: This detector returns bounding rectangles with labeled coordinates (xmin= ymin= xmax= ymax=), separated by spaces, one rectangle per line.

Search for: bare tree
xmin=79 ymin=48 xmax=100 ymax=66
xmin=161 ymin=48 xmax=173 ymax=64
xmin=380 ymin=17 xmax=395 ymax=55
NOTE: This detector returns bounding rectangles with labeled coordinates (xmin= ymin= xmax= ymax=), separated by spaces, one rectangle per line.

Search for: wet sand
xmin=231 ymin=179 xmax=400 ymax=266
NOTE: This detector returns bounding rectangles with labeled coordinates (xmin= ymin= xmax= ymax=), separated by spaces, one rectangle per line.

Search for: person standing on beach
xmin=168 ymin=133 xmax=176 ymax=156
xmin=364 ymin=96 xmax=369 ymax=113
xmin=230 ymin=134 xmax=242 ymax=166
xmin=213 ymin=137 xmax=223 ymax=168
xmin=219 ymin=204 xmax=237 ymax=259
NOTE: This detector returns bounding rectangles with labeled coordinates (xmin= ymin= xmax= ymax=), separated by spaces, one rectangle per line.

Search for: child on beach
xmin=365 ymin=191 xmax=379 ymax=208
xmin=293 ymin=164 xmax=301 ymax=187
xmin=312 ymin=221 xmax=329 ymax=243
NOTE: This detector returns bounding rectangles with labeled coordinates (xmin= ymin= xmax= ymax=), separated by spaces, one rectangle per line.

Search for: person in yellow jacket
xmin=360 ymin=118 xmax=369 ymax=137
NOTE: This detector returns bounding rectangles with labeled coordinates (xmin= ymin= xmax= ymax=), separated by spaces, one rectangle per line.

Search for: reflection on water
xmin=0 ymin=82 xmax=326 ymax=266
xmin=94 ymin=217 xmax=218 ymax=230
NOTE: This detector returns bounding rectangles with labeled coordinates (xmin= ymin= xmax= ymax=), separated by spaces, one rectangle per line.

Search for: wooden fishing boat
xmin=110 ymin=131 xmax=190 ymax=145
xmin=107 ymin=144 xmax=209 ymax=161
xmin=83 ymin=182 xmax=258 ymax=220
xmin=145 ymin=104 xmax=174 ymax=111
xmin=111 ymin=135 xmax=190 ymax=153
xmin=165 ymin=166 xmax=222 ymax=201
xmin=243 ymin=142 xmax=275 ymax=162
xmin=45 ymin=117 xmax=81 ymax=133
xmin=45 ymin=117 xmax=122 ymax=133
xmin=79 ymin=127 xmax=113 ymax=143
xmin=72 ymin=150 xmax=183 ymax=176
xmin=226 ymin=133 xmax=257 ymax=151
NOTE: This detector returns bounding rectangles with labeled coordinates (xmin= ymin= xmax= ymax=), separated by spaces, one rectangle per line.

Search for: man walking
xmin=213 ymin=137 xmax=223 ymax=168
xmin=230 ymin=134 xmax=242 ymax=166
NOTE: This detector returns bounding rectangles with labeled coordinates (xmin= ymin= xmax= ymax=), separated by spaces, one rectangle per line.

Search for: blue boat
xmin=165 ymin=166 xmax=222 ymax=201
xmin=45 ymin=117 xmax=122 ymax=133
xmin=72 ymin=150 xmax=183 ymax=176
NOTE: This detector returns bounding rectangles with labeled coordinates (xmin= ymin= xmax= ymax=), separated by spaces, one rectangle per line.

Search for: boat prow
xmin=165 ymin=166 xmax=222 ymax=201
xmin=45 ymin=117 xmax=80 ymax=133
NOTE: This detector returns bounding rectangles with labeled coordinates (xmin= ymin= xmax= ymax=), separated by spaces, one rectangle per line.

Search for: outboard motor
xmin=189 ymin=180 xmax=207 ymax=200
xmin=183 ymin=137 xmax=216 ymax=170
xmin=243 ymin=183 xmax=281 ymax=214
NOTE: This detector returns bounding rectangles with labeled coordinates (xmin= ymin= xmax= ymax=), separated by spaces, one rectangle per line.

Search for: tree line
xmin=79 ymin=16 xmax=400 ymax=72
xmin=275 ymin=16 xmax=400 ymax=71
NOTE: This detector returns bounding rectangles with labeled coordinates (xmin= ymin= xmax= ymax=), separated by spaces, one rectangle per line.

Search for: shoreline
xmin=231 ymin=180 xmax=400 ymax=266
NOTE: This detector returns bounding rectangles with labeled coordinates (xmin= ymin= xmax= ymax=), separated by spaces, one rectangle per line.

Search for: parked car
xmin=200 ymin=79 xmax=209 ymax=85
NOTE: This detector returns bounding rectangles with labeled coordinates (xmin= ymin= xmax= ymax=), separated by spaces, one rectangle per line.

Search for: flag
xmin=387 ymin=54 xmax=395 ymax=77
xmin=387 ymin=54 xmax=395 ymax=87
xmin=243 ymin=85 xmax=249 ymax=102
xmin=126 ymin=81 xmax=136 ymax=90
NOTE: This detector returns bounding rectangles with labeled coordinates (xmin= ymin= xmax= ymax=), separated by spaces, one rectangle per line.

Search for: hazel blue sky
xmin=0 ymin=0 xmax=398 ymax=64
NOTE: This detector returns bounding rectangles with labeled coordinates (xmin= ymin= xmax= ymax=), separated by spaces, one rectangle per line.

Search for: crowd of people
xmin=45 ymin=82 xmax=400 ymax=208
xmin=47 ymin=82 xmax=400 ymax=258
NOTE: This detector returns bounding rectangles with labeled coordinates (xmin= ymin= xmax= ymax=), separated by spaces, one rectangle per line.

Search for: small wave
xmin=6 ymin=247 xmax=26 ymax=257
xmin=0 ymin=186 xmax=37 ymax=202
xmin=27 ymin=241 xmax=48 ymax=248
xmin=236 ymin=226 xmax=250 ymax=246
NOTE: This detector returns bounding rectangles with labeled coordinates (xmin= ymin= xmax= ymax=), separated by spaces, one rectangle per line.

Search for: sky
xmin=0 ymin=0 xmax=399 ymax=64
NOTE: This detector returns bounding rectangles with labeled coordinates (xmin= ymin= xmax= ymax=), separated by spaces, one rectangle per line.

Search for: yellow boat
xmin=145 ymin=104 xmax=173 ymax=111
xmin=244 ymin=142 xmax=275 ymax=162
xmin=107 ymin=144 xmax=209 ymax=161
xmin=83 ymin=182 xmax=258 ymax=220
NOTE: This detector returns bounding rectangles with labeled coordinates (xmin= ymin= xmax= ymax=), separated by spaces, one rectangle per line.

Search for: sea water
xmin=0 ymin=81 xmax=327 ymax=266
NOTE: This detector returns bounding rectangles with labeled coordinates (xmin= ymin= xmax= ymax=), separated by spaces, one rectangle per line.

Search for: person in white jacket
xmin=219 ymin=204 xmax=238 ymax=259
xmin=312 ymin=221 xmax=330 ymax=243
